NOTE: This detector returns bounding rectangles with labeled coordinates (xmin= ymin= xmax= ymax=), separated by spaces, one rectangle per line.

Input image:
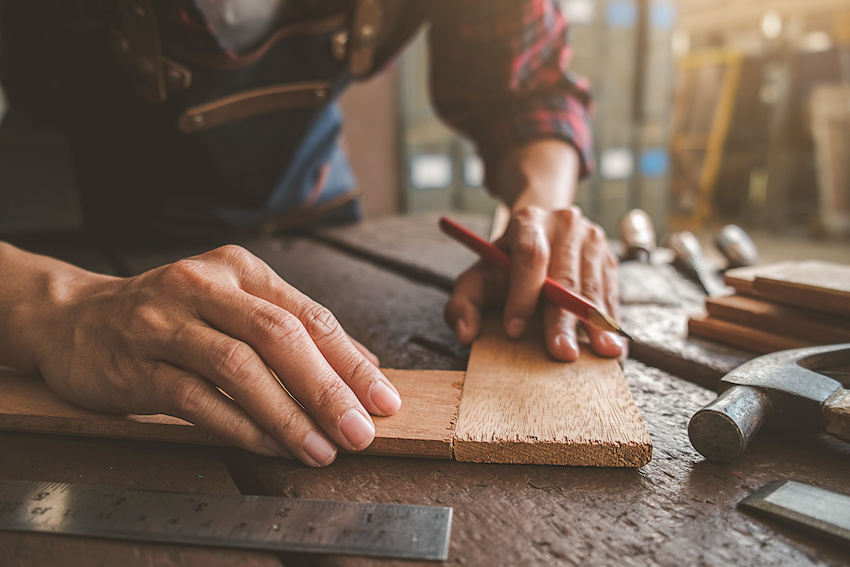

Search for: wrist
xmin=493 ymin=139 xmax=580 ymax=212
xmin=0 ymin=243 xmax=118 ymax=372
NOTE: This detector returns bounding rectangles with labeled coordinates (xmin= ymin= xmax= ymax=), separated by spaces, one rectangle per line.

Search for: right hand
xmin=33 ymin=245 xmax=401 ymax=467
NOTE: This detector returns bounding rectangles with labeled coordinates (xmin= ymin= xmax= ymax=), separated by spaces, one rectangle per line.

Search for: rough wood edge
xmin=453 ymin=440 xmax=653 ymax=467
xmin=752 ymin=277 xmax=850 ymax=315
xmin=705 ymin=295 xmax=850 ymax=343
xmin=688 ymin=316 xmax=814 ymax=354
xmin=0 ymin=369 xmax=465 ymax=460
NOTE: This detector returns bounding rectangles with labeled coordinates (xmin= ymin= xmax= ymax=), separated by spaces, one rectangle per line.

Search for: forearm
xmin=0 ymin=242 xmax=115 ymax=372
xmin=492 ymin=139 xmax=580 ymax=212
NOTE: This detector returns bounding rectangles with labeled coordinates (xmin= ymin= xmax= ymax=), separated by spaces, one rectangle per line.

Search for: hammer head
xmin=689 ymin=343 xmax=850 ymax=462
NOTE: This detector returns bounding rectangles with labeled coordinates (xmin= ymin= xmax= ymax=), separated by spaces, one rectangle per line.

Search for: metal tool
xmin=689 ymin=343 xmax=850 ymax=462
xmin=715 ymin=224 xmax=759 ymax=269
xmin=617 ymin=209 xmax=680 ymax=305
xmin=665 ymin=230 xmax=729 ymax=297
xmin=619 ymin=209 xmax=656 ymax=263
xmin=0 ymin=479 xmax=452 ymax=561
xmin=739 ymin=480 xmax=850 ymax=546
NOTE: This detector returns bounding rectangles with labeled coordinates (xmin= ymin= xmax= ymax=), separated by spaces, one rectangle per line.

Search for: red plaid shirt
xmin=160 ymin=0 xmax=595 ymax=182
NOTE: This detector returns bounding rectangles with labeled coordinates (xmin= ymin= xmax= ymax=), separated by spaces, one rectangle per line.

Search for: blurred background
xmin=342 ymin=0 xmax=850 ymax=260
xmin=1 ymin=0 xmax=849 ymax=258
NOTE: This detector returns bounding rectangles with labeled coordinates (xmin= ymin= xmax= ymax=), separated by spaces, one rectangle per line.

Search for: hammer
xmin=689 ymin=343 xmax=850 ymax=462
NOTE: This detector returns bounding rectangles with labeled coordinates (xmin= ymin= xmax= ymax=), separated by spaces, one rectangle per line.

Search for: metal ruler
xmin=0 ymin=479 xmax=452 ymax=560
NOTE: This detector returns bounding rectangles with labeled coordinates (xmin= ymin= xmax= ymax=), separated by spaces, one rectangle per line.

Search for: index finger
xmin=501 ymin=208 xmax=551 ymax=338
xmin=231 ymin=248 xmax=401 ymax=418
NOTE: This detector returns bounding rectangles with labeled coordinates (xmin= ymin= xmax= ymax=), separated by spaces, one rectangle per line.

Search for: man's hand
xmin=20 ymin=245 xmax=401 ymax=467
xmin=443 ymin=140 xmax=626 ymax=361
xmin=444 ymin=206 xmax=624 ymax=360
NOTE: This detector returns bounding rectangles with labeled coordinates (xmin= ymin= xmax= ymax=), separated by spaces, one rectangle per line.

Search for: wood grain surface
xmin=365 ymin=370 xmax=464 ymax=459
xmin=688 ymin=316 xmax=815 ymax=354
xmin=705 ymin=294 xmax=850 ymax=344
xmin=752 ymin=261 xmax=850 ymax=316
xmin=244 ymin=360 xmax=850 ymax=567
xmin=723 ymin=261 xmax=796 ymax=294
xmin=0 ymin=368 xmax=464 ymax=459
xmin=453 ymin=317 xmax=652 ymax=467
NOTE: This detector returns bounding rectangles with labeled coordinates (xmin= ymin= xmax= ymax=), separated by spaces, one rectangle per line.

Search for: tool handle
xmin=824 ymin=389 xmax=850 ymax=442
xmin=715 ymin=224 xmax=758 ymax=269
xmin=619 ymin=209 xmax=656 ymax=263
xmin=688 ymin=385 xmax=771 ymax=462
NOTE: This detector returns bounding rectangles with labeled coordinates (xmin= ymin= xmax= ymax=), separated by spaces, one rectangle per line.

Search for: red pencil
xmin=439 ymin=216 xmax=631 ymax=339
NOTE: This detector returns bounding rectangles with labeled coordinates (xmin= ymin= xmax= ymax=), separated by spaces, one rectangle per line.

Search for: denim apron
xmin=59 ymin=1 xmax=383 ymax=244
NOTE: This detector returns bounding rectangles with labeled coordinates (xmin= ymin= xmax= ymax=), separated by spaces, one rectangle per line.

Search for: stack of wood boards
xmin=688 ymin=260 xmax=850 ymax=353
xmin=0 ymin=317 xmax=652 ymax=467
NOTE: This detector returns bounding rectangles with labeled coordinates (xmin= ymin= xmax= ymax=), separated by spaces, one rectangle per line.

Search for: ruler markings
xmin=0 ymin=479 xmax=451 ymax=560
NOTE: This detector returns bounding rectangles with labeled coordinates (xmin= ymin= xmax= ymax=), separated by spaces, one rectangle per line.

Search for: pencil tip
xmin=589 ymin=308 xmax=632 ymax=341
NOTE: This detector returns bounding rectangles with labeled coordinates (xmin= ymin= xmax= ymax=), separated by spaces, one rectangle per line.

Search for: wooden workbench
xmin=2 ymin=213 xmax=848 ymax=566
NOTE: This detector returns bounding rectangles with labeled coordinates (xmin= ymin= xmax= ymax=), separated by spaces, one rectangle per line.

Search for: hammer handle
xmin=824 ymin=389 xmax=850 ymax=442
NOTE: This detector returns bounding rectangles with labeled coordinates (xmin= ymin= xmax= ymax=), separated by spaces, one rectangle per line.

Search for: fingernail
xmin=554 ymin=333 xmax=579 ymax=359
xmin=340 ymin=409 xmax=375 ymax=449
xmin=600 ymin=332 xmax=618 ymax=349
xmin=262 ymin=436 xmax=292 ymax=458
xmin=303 ymin=431 xmax=336 ymax=466
xmin=371 ymin=378 xmax=401 ymax=415
xmin=507 ymin=318 xmax=526 ymax=338
xmin=455 ymin=318 xmax=469 ymax=343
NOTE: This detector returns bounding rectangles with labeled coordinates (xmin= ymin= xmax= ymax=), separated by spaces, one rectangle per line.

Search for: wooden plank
xmin=723 ymin=261 xmax=796 ymax=294
xmin=245 ymin=360 xmax=850 ymax=567
xmin=0 ymin=367 xmax=464 ymax=459
xmin=688 ymin=316 xmax=815 ymax=354
xmin=453 ymin=317 xmax=652 ymax=467
xmin=705 ymin=295 xmax=850 ymax=344
xmin=751 ymin=261 xmax=850 ymax=316
xmin=366 ymin=370 xmax=464 ymax=459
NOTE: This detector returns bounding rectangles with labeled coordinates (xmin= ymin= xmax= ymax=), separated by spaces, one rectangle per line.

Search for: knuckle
xmin=256 ymin=308 xmax=305 ymax=347
xmin=229 ymin=416 xmax=265 ymax=447
xmin=215 ymin=244 xmax=255 ymax=265
xmin=212 ymin=340 xmax=255 ymax=381
xmin=513 ymin=205 xmax=545 ymax=224
xmin=127 ymin=303 xmax=168 ymax=335
xmin=555 ymin=275 xmax=579 ymax=291
xmin=347 ymin=355 xmax=376 ymax=385
xmin=583 ymin=278 xmax=603 ymax=298
xmin=555 ymin=206 xmax=582 ymax=224
xmin=311 ymin=379 xmax=349 ymax=414
xmin=587 ymin=223 xmax=606 ymax=242
xmin=299 ymin=303 xmax=340 ymax=343
xmin=164 ymin=258 xmax=207 ymax=287
xmin=168 ymin=376 xmax=208 ymax=415
xmin=514 ymin=233 xmax=549 ymax=266
xmin=268 ymin=413 xmax=300 ymax=445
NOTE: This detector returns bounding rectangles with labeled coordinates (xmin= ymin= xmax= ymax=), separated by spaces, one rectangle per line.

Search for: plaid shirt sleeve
xmin=424 ymin=0 xmax=594 ymax=185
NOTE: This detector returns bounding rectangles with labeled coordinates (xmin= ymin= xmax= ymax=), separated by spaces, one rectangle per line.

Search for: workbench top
xmin=2 ymin=214 xmax=848 ymax=567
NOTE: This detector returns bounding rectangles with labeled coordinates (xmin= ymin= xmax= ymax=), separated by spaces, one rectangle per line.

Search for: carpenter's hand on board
xmin=36 ymin=245 xmax=399 ymax=466
xmin=444 ymin=206 xmax=626 ymax=361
